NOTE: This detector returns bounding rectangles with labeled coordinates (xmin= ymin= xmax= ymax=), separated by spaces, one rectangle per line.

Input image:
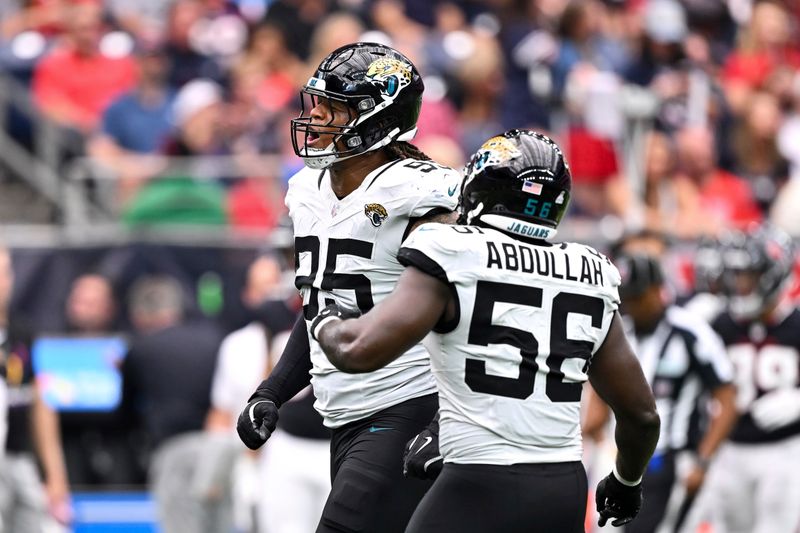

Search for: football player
xmin=694 ymin=225 xmax=800 ymax=532
xmin=312 ymin=129 xmax=661 ymax=532
xmin=236 ymin=43 xmax=461 ymax=532
xmin=683 ymin=234 xmax=732 ymax=323
xmin=584 ymin=252 xmax=737 ymax=533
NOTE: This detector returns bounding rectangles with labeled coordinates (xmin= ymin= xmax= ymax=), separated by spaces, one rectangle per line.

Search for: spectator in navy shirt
xmin=88 ymin=40 xmax=174 ymax=205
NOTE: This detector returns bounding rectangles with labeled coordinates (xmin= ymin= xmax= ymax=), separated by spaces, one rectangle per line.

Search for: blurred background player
xmin=0 ymin=246 xmax=9 ymax=460
xmin=584 ymin=252 xmax=737 ymax=533
xmin=204 ymin=253 xmax=329 ymax=533
xmin=0 ymin=338 xmax=6 ymax=469
xmin=690 ymin=224 xmax=800 ymax=533
xmin=683 ymin=234 xmax=731 ymax=323
xmin=313 ymin=129 xmax=661 ymax=532
xmin=121 ymin=275 xmax=224 ymax=533
xmin=204 ymin=255 xmax=289 ymax=533
xmin=237 ymin=42 xmax=461 ymax=533
xmin=246 ymin=259 xmax=332 ymax=533
xmin=0 ymin=245 xmax=72 ymax=532
xmin=58 ymin=273 xmax=142 ymax=487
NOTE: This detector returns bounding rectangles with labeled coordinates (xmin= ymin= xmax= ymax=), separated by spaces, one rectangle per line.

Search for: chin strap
xmin=301 ymin=127 xmax=416 ymax=170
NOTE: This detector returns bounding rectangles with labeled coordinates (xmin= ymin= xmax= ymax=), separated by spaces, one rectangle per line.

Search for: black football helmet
xmin=615 ymin=252 xmax=665 ymax=300
xmin=719 ymin=224 xmax=795 ymax=320
xmin=693 ymin=234 xmax=728 ymax=294
xmin=290 ymin=42 xmax=424 ymax=169
xmin=459 ymin=129 xmax=571 ymax=240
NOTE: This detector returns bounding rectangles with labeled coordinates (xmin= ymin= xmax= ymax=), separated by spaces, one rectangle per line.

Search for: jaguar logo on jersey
xmin=364 ymin=203 xmax=388 ymax=227
xmin=366 ymin=58 xmax=412 ymax=98
xmin=473 ymin=136 xmax=522 ymax=173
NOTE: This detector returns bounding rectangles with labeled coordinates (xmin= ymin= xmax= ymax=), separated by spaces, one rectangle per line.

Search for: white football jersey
xmin=286 ymin=158 xmax=461 ymax=428
xmin=399 ymin=223 xmax=621 ymax=464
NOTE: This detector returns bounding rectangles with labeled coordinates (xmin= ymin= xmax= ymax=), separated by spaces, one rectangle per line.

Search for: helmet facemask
xmin=290 ymin=45 xmax=423 ymax=170
xmin=290 ymin=88 xmax=365 ymax=170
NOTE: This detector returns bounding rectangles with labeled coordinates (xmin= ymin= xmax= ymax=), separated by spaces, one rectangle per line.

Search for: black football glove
xmin=403 ymin=414 xmax=442 ymax=480
xmin=236 ymin=398 xmax=279 ymax=450
xmin=595 ymin=471 xmax=643 ymax=527
xmin=309 ymin=303 xmax=360 ymax=342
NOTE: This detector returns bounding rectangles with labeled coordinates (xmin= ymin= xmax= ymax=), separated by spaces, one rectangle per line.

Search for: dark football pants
xmin=406 ymin=461 xmax=587 ymax=533
xmin=316 ymin=394 xmax=438 ymax=533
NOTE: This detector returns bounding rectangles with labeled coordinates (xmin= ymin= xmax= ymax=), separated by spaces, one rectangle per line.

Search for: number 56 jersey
xmin=286 ymin=159 xmax=460 ymax=428
xmin=398 ymin=224 xmax=622 ymax=464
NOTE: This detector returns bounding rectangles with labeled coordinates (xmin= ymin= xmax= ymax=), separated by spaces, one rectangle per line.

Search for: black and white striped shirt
xmin=628 ymin=305 xmax=733 ymax=454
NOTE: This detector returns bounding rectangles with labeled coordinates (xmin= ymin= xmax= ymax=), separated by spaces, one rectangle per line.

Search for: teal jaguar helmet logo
xmin=366 ymin=58 xmax=413 ymax=98
xmin=472 ymin=136 xmax=523 ymax=173
xmin=364 ymin=203 xmax=389 ymax=227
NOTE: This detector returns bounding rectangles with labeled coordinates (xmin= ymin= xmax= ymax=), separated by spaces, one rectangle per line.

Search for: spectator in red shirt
xmin=566 ymin=127 xmax=634 ymax=220
xmin=672 ymin=126 xmax=762 ymax=237
xmin=32 ymin=1 xmax=137 ymax=132
xmin=722 ymin=0 xmax=800 ymax=115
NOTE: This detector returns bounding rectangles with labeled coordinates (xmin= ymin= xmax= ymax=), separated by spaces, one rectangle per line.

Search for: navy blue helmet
xmin=720 ymin=224 xmax=795 ymax=320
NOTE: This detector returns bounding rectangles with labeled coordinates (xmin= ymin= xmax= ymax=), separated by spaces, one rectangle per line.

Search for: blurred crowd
xmin=0 ymin=0 xmax=799 ymax=236
xmin=1 ymin=0 xmax=800 ymax=531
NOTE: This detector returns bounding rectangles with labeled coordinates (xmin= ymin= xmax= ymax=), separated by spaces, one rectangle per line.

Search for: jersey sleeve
xmin=397 ymin=223 xmax=452 ymax=283
xmin=403 ymin=162 xmax=461 ymax=219
xmin=602 ymin=258 xmax=622 ymax=311
xmin=579 ymin=244 xmax=621 ymax=312
xmin=398 ymin=223 xmax=463 ymax=333
xmin=284 ymin=167 xmax=317 ymax=223
xmin=568 ymin=245 xmax=621 ymax=356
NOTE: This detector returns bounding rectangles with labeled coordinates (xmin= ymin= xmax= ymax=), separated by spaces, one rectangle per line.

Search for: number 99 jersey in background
xmin=286 ymin=159 xmax=460 ymax=428
xmin=398 ymin=223 xmax=622 ymax=465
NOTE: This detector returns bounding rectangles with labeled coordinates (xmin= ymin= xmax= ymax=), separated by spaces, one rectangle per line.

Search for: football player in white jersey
xmin=312 ymin=130 xmax=661 ymax=532
xmin=236 ymin=43 xmax=461 ymax=532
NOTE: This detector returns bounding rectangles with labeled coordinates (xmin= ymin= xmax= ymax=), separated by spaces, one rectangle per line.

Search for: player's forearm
xmin=318 ymin=316 xmax=411 ymax=373
xmin=316 ymin=267 xmax=451 ymax=373
xmin=249 ymin=315 xmax=312 ymax=407
xmin=613 ymin=409 xmax=660 ymax=483
xmin=317 ymin=320 xmax=368 ymax=372
xmin=697 ymin=384 xmax=738 ymax=462
xmin=32 ymin=392 xmax=69 ymax=489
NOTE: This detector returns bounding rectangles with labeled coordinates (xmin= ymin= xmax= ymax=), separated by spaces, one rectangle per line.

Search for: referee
xmin=585 ymin=253 xmax=738 ymax=532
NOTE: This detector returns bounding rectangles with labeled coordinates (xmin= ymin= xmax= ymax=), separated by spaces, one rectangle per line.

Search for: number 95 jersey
xmin=398 ymin=224 xmax=622 ymax=464
xmin=286 ymin=159 xmax=460 ymax=428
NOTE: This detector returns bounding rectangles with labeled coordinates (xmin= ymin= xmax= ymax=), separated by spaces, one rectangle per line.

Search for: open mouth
xmin=306 ymin=125 xmax=339 ymax=149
